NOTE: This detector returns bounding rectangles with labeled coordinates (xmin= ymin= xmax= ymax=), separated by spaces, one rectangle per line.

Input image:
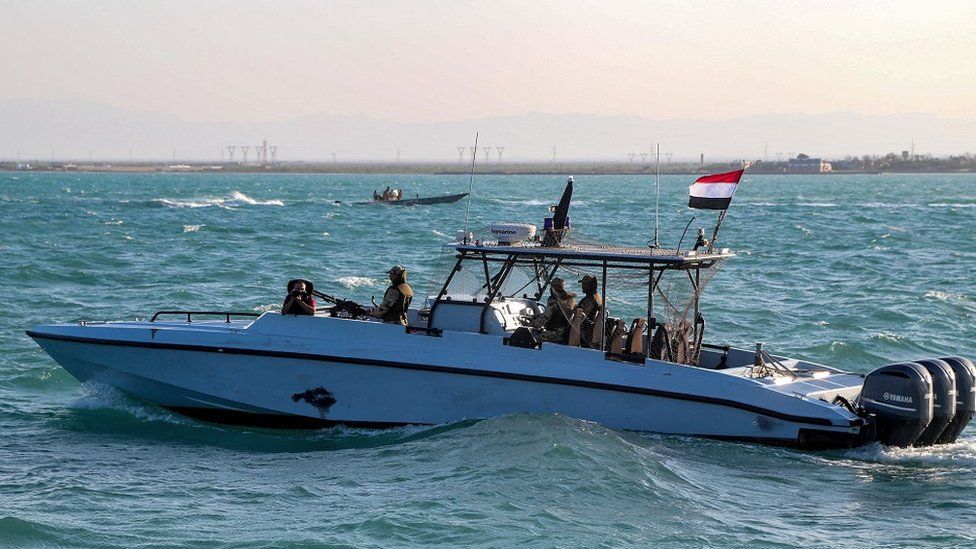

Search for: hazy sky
xmin=2 ymin=0 xmax=975 ymax=123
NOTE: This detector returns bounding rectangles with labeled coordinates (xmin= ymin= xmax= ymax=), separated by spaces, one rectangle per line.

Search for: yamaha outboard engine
xmin=913 ymin=359 xmax=957 ymax=446
xmin=859 ymin=362 xmax=933 ymax=447
xmin=938 ymin=356 xmax=976 ymax=443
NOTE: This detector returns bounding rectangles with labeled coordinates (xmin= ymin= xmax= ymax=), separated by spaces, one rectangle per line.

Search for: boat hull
xmin=28 ymin=315 xmax=864 ymax=448
xmin=354 ymin=192 xmax=468 ymax=206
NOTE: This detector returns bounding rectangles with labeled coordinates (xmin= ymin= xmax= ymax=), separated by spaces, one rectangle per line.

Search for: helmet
xmin=387 ymin=265 xmax=407 ymax=283
xmin=579 ymin=274 xmax=598 ymax=293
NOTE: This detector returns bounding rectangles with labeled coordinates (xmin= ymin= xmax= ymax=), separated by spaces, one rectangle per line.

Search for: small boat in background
xmin=346 ymin=190 xmax=468 ymax=206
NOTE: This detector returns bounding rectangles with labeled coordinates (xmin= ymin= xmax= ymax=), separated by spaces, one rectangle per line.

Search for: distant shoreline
xmin=3 ymin=161 xmax=975 ymax=176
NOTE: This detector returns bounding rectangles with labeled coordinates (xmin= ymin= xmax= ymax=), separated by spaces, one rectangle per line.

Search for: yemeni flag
xmin=688 ymin=169 xmax=744 ymax=210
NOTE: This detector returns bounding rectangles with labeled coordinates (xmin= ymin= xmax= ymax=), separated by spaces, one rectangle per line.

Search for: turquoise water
xmin=1 ymin=171 xmax=975 ymax=547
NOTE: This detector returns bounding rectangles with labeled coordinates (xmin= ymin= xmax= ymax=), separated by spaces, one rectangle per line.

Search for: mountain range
xmin=2 ymin=99 xmax=974 ymax=162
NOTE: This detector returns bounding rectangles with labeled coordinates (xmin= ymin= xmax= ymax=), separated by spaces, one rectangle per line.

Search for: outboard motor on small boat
xmin=858 ymin=362 xmax=933 ymax=447
xmin=938 ymin=356 xmax=976 ymax=443
xmin=913 ymin=359 xmax=957 ymax=446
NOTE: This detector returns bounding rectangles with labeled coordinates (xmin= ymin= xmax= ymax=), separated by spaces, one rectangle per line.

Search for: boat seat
xmin=608 ymin=319 xmax=628 ymax=354
xmin=588 ymin=307 xmax=611 ymax=349
xmin=567 ymin=309 xmax=585 ymax=347
xmin=649 ymin=323 xmax=670 ymax=361
xmin=627 ymin=318 xmax=647 ymax=355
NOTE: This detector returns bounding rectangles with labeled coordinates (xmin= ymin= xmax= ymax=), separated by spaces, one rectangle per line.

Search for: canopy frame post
xmin=534 ymin=257 xmax=563 ymax=301
xmin=479 ymin=254 xmax=518 ymax=334
xmin=646 ymin=263 xmax=656 ymax=355
xmin=599 ymin=260 xmax=608 ymax=351
xmin=427 ymin=251 xmax=467 ymax=330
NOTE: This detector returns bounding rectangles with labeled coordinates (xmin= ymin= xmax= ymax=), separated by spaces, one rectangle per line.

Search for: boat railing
xmin=149 ymin=311 xmax=262 ymax=323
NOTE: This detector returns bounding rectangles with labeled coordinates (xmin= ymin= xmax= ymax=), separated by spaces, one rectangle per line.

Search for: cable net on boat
xmin=648 ymin=258 xmax=726 ymax=365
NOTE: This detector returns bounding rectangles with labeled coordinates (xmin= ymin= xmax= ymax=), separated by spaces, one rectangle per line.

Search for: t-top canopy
xmin=449 ymin=239 xmax=734 ymax=267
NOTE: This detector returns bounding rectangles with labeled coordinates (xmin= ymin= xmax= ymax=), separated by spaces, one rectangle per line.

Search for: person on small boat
xmin=576 ymin=275 xmax=603 ymax=347
xmin=370 ymin=265 xmax=414 ymax=324
xmin=533 ymin=277 xmax=577 ymax=343
xmin=282 ymin=279 xmax=316 ymax=316
xmin=382 ymin=186 xmax=392 ymax=201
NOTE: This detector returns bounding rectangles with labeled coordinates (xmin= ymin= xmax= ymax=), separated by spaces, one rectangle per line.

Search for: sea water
xmin=1 ymin=172 xmax=974 ymax=547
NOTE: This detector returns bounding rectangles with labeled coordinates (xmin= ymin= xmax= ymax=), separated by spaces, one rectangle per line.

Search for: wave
xmin=0 ymin=516 xmax=63 ymax=545
xmin=747 ymin=202 xmax=837 ymax=207
xmin=152 ymin=191 xmax=283 ymax=209
xmin=183 ymin=224 xmax=203 ymax=233
xmin=870 ymin=332 xmax=904 ymax=343
xmin=336 ymin=276 xmax=379 ymax=289
xmin=924 ymin=290 xmax=972 ymax=303
xmin=751 ymin=202 xmax=971 ymax=210
xmin=487 ymin=198 xmax=556 ymax=206
xmin=70 ymin=381 xmax=192 ymax=425
xmin=841 ymin=439 xmax=976 ymax=469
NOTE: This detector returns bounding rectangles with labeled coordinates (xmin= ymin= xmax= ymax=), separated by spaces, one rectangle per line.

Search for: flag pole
xmin=708 ymin=209 xmax=727 ymax=253
xmin=653 ymin=142 xmax=660 ymax=248
xmin=708 ymin=166 xmax=744 ymax=251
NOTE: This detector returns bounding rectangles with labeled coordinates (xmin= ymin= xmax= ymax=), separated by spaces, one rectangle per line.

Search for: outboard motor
xmin=913 ymin=359 xmax=957 ymax=446
xmin=859 ymin=362 xmax=933 ymax=447
xmin=938 ymin=356 xmax=976 ymax=443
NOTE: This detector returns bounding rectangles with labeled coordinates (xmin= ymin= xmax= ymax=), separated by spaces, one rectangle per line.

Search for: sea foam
xmin=336 ymin=276 xmax=379 ymax=289
xmin=153 ymin=190 xmax=283 ymax=209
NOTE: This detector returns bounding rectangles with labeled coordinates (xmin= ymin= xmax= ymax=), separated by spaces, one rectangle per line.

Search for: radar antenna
xmin=462 ymin=132 xmax=479 ymax=242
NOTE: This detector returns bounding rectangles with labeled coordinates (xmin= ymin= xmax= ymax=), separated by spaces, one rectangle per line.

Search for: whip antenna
xmin=653 ymin=142 xmax=661 ymax=247
xmin=462 ymin=132 xmax=479 ymax=242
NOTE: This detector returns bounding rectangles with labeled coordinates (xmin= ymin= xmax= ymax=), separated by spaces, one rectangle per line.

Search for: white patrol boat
xmin=28 ymin=178 xmax=975 ymax=449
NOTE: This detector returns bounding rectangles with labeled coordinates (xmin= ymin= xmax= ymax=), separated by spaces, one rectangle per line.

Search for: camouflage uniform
xmin=372 ymin=266 xmax=414 ymax=325
xmin=534 ymin=280 xmax=577 ymax=343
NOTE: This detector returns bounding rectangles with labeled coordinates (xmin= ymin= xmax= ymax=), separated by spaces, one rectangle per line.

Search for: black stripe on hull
xmin=167 ymin=407 xmax=414 ymax=430
xmin=705 ymin=428 xmax=864 ymax=450
xmin=27 ymin=330 xmax=860 ymax=429
xmin=688 ymin=196 xmax=732 ymax=210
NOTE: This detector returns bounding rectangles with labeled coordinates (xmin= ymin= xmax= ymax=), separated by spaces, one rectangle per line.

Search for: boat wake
xmin=151 ymin=191 xmax=283 ymax=209
xmin=67 ymin=382 xmax=475 ymax=451
xmin=839 ymin=437 xmax=976 ymax=469
xmin=69 ymin=381 xmax=192 ymax=425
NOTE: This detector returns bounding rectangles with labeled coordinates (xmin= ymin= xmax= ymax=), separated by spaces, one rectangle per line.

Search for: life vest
xmin=381 ymin=283 xmax=414 ymax=324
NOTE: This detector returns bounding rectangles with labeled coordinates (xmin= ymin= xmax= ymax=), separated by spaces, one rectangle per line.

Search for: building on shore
xmin=787 ymin=154 xmax=832 ymax=173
